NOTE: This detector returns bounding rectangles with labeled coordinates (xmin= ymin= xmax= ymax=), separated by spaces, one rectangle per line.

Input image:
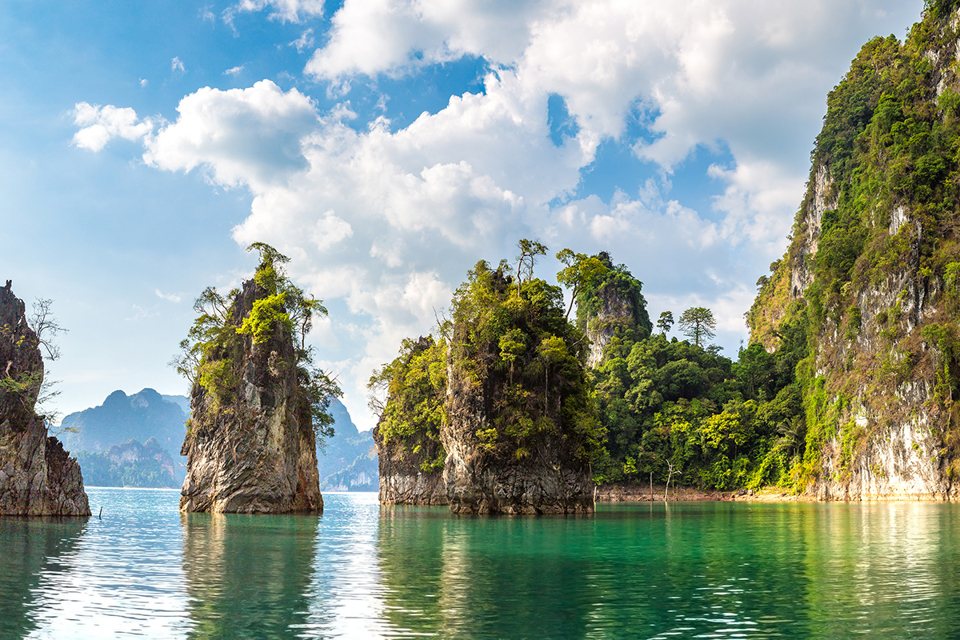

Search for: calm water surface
xmin=2 ymin=489 xmax=959 ymax=638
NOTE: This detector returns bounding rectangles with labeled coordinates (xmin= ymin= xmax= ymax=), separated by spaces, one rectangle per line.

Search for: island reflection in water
xmin=3 ymin=490 xmax=960 ymax=638
xmin=180 ymin=512 xmax=318 ymax=639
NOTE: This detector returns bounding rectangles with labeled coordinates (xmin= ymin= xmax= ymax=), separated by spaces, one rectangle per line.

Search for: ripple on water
xmin=3 ymin=492 xmax=960 ymax=638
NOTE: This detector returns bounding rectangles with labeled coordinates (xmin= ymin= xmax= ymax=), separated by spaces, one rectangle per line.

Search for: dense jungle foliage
xmin=587 ymin=263 xmax=809 ymax=490
xmin=372 ymin=245 xmax=811 ymax=491
xmin=368 ymin=335 xmax=448 ymax=473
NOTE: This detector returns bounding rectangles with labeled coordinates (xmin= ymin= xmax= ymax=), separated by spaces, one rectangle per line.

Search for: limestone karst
xmin=0 ymin=281 xmax=89 ymax=516
xmin=178 ymin=246 xmax=338 ymax=513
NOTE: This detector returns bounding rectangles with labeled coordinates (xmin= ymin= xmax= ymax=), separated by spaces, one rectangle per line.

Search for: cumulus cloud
xmin=231 ymin=0 xmax=325 ymax=23
xmin=143 ymin=80 xmax=319 ymax=190
xmin=76 ymin=0 xmax=922 ymax=426
xmin=72 ymin=103 xmax=154 ymax=151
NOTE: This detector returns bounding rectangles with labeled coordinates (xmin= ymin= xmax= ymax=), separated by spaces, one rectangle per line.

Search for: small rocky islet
xmin=0 ymin=281 xmax=89 ymax=516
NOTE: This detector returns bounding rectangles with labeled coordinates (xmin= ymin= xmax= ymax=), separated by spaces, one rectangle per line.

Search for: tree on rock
xmin=175 ymin=243 xmax=340 ymax=514
xmin=678 ymin=307 xmax=716 ymax=348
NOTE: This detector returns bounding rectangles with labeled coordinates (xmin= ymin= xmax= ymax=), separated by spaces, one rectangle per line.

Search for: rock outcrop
xmin=374 ymin=415 xmax=447 ymax=505
xmin=180 ymin=277 xmax=322 ymax=513
xmin=440 ymin=265 xmax=598 ymax=514
xmin=0 ymin=281 xmax=89 ymax=516
xmin=374 ymin=262 xmax=602 ymax=514
xmin=372 ymin=336 xmax=447 ymax=505
xmin=748 ymin=6 xmax=960 ymax=500
xmin=578 ymin=252 xmax=653 ymax=367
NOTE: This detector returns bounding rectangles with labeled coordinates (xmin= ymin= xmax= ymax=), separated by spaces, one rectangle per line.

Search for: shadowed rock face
xmin=0 ymin=281 xmax=89 ymax=516
xmin=441 ymin=355 xmax=595 ymax=515
xmin=180 ymin=278 xmax=322 ymax=514
xmin=373 ymin=415 xmax=447 ymax=506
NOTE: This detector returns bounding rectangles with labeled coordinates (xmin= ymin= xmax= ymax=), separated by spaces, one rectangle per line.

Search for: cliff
xmin=748 ymin=2 xmax=960 ymax=500
xmin=371 ymin=336 xmax=447 ymax=505
xmin=372 ymin=259 xmax=603 ymax=514
xmin=0 ymin=281 xmax=89 ymax=516
xmin=576 ymin=252 xmax=652 ymax=367
xmin=180 ymin=275 xmax=323 ymax=513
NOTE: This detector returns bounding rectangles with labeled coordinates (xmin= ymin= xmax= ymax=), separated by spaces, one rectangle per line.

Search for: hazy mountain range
xmin=60 ymin=389 xmax=377 ymax=491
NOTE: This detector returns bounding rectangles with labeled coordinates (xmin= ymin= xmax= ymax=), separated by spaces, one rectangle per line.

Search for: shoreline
xmin=594 ymin=483 xmax=953 ymax=503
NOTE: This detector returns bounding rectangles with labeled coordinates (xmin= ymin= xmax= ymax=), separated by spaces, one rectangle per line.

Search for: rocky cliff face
xmin=584 ymin=285 xmax=638 ymax=368
xmin=748 ymin=5 xmax=960 ymax=500
xmin=439 ymin=265 xmax=597 ymax=515
xmin=180 ymin=278 xmax=322 ymax=513
xmin=442 ymin=354 xmax=594 ymax=514
xmin=374 ymin=262 xmax=601 ymax=514
xmin=373 ymin=415 xmax=447 ymax=505
xmin=0 ymin=281 xmax=89 ymax=516
xmin=576 ymin=252 xmax=652 ymax=367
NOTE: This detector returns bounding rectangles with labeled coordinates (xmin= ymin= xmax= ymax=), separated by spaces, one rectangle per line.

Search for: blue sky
xmin=0 ymin=0 xmax=925 ymax=430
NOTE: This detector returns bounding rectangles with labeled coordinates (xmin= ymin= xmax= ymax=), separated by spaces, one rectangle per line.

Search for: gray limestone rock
xmin=0 ymin=281 xmax=89 ymax=516
xmin=179 ymin=278 xmax=322 ymax=514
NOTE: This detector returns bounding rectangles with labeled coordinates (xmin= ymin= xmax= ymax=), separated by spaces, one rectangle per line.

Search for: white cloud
xmin=155 ymin=289 xmax=182 ymax=303
xmin=171 ymin=57 xmax=185 ymax=73
xmin=232 ymin=0 xmax=325 ymax=23
xmin=140 ymin=78 xmax=148 ymax=88
xmin=143 ymin=80 xmax=319 ymax=190
xmin=224 ymin=65 xmax=245 ymax=76
xmin=80 ymin=0 xmax=923 ymax=427
xmin=72 ymin=103 xmax=154 ymax=151
xmin=291 ymin=28 xmax=315 ymax=53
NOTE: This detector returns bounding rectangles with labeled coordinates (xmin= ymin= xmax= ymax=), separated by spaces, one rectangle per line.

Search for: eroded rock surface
xmin=180 ymin=278 xmax=322 ymax=513
xmin=0 ymin=281 xmax=89 ymax=516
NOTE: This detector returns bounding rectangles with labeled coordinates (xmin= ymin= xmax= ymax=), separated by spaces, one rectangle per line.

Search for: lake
xmin=1 ymin=489 xmax=959 ymax=638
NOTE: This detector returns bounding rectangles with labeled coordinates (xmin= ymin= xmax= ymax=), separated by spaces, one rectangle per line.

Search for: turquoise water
xmin=2 ymin=490 xmax=960 ymax=638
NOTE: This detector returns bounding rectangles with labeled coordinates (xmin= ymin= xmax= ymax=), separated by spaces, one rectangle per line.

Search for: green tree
xmin=515 ymin=238 xmax=548 ymax=286
xmin=555 ymin=249 xmax=609 ymax=320
xmin=656 ymin=311 xmax=674 ymax=335
xmin=678 ymin=307 xmax=716 ymax=348
xmin=173 ymin=242 xmax=341 ymax=441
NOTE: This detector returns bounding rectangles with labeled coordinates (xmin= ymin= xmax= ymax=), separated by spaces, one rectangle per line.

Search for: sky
xmin=0 ymin=0 xmax=926 ymax=432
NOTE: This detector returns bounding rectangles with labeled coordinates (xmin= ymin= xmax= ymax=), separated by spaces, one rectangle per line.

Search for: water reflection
xmin=181 ymin=512 xmax=318 ymax=639
xmin=377 ymin=508 xmax=598 ymax=638
xmin=0 ymin=517 xmax=86 ymax=638
xmin=6 ymin=491 xmax=960 ymax=638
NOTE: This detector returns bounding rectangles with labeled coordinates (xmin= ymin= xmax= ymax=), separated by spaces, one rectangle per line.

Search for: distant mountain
xmin=75 ymin=438 xmax=179 ymax=488
xmin=63 ymin=390 xmax=378 ymax=491
xmin=60 ymin=388 xmax=188 ymax=461
xmin=318 ymin=398 xmax=378 ymax=492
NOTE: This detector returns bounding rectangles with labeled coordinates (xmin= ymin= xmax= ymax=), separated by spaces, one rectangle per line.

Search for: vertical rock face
xmin=373 ymin=263 xmax=602 ymax=514
xmin=577 ymin=252 xmax=652 ymax=368
xmin=748 ymin=8 xmax=960 ymax=500
xmin=584 ymin=284 xmax=641 ymax=368
xmin=180 ymin=278 xmax=322 ymax=513
xmin=0 ymin=281 xmax=89 ymax=516
xmin=442 ymin=356 xmax=595 ymax=514
xmin=440 ymin=266 xmax=598 ymax=515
